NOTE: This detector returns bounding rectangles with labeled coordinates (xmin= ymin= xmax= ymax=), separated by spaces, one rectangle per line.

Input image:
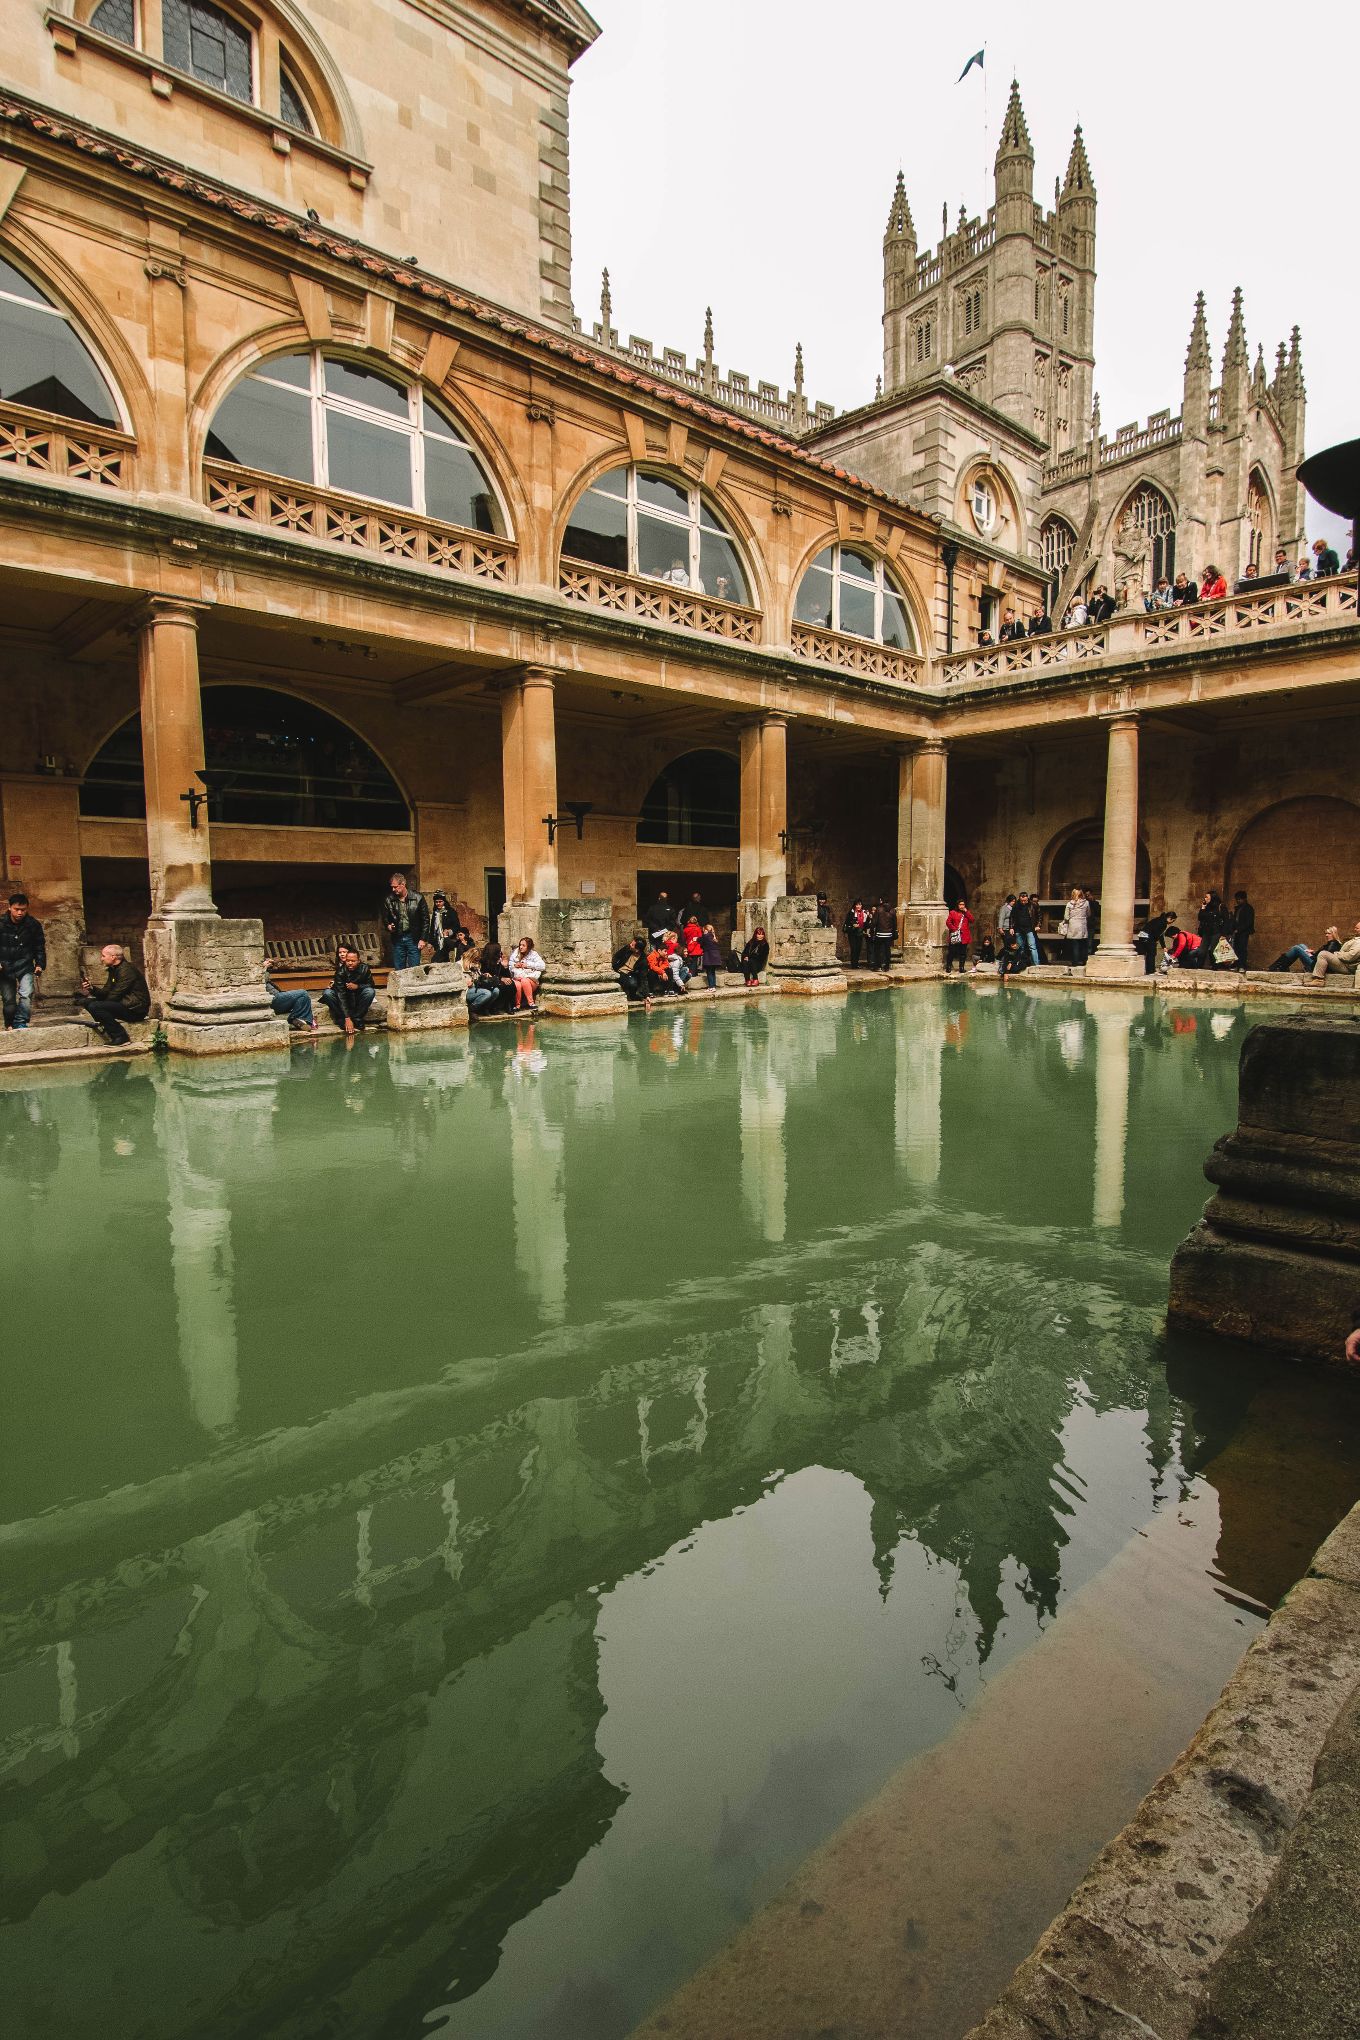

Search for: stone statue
xmin=1113 ymin=514 xmax=1151 ymax=604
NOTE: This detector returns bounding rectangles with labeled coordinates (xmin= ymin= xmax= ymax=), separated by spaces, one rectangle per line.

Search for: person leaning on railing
xmin=1171 ymin=572 xmax=1197 ymax=605
xmin=1199 ymin=565 xmax=1228 ymax=600
xmin=1312 ymin=538 xmax=1340 ymax=578
xmin=1027 ymin=604 xmax=1051 ymax=635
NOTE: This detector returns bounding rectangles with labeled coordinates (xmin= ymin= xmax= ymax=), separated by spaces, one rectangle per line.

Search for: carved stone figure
xmin=1114 ymin=513 xmax=1151 ymax=602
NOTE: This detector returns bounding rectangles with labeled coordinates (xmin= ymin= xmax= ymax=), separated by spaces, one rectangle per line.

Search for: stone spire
xmin=995 ymin=78 xmax=1033 ymax=162
xmin=1272 ymin=339 xmax=1288 ymax=400
xmin=885 ymin=168 xmax=915 ymax=245
xmin=1222 ymin=286 xmax=1248 ymax=375
xmin=1251 ymin=343 xmax=1267 ymax=400
xmin=1062 ymin=124 xmax=1095 ymax=197
xmin=598 ymin=266 xmax=614 ymax=346
xmin=1185 ymin=290 xmax=1211 ymax=374
xmin=1287 ymin=324 xmax=1305 ymax=400
xmin=702 ymin=306 xmax=715 ymax=395
xmin=793 ymin=341 xmax=804 ymax=398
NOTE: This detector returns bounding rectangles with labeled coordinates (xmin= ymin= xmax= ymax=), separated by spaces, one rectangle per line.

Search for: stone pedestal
xmin=385 ymin=959 xmax=470 ymax=1031
xmin=535 ymin=897 xmax=628 ymax=1018
xmin=736 ymin=897 xmax=777 ymax=950
xmin=1168 ymin=1017 xmax=1360 ymax=1364
xmin=151 ymin=917 xmax=288 ymax=1056
xmin=768 ymin=895 xmax=847 ymax=995
xmin=897 ymin=903 xmax=947 ymax=975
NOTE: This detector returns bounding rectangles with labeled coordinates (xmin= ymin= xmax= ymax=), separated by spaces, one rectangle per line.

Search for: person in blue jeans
xmin=1011 ymin=892 xmax=1041 ymax=968
xmin=322 ymin=947 xmax=376 ymax=1035
xmin=1268 ymin=927 xmax=1341 ymax=973
xmin=265 ymin=960 xmax=316 ymax=1031
xmin=0 ymin=892 xmax=45 ymax=1029
xmin=382 ymin=871 xmax=429 ymax=970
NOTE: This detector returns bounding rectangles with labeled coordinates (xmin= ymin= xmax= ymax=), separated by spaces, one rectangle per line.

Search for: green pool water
xmin=2 ymin=985 xmax=1358 ymax=2040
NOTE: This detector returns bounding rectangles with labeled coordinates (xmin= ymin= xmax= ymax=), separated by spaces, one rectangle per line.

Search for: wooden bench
xmin=267 ymin=931 xmax=391 ymax=992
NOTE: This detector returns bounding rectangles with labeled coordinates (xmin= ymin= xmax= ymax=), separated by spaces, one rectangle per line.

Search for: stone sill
xmin=45 ymin=13 xmax=372 ymax=188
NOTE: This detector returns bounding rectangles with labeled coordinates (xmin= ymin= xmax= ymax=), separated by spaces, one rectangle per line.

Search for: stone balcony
xmin=937 ymin=575 xmax=1359 ymax=694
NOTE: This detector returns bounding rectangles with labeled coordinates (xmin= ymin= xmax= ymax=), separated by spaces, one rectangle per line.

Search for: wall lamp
xmin=544 ymin=801 xmax=593 ymax=846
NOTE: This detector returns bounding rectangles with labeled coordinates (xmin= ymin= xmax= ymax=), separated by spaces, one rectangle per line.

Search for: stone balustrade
xmin=557 ymin=563 xmax=762 ymax=643
xmin=940 ymin=575 xmax=1359 ymax=691
xmin=790 ymin=620 xmax=925 ymax=686
xmin=0 ymin=398 xmax=134 ymax=489
xmin=203 ymin=462 xmax=518 ymax=584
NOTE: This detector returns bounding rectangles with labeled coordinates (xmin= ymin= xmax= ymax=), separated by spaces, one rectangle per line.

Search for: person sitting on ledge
xmin=1268 ymin=925 xmax=1342 ymax=973
xmin=78 ymin=943 xmax=150 ymax=1045
xmin=998 ymin=928 xmax=1027 ymax=980
xmin=509 ymin=936 xmax=545 ymax=1010
xmin=264 ymin=960 xmax=316 ymax=1032
xmin=740 ymin=927 xmax=769 ymax=987
xmin=382 ymin=870 xmax=429 ymax=971
xmin=1305 ymin=918 xmax=1360 ymax=986
xmin=645 ymin=936 xmax=682 ymax=1000
xmin=467 ymin=941 xmax=514 ymax=1017
xmin=613 ymin=935 xmax=648 ymax=1002
xmin=322 ymin=946 xmax=376 ymax=1035
xmin=0 ymin=891 xmax=46 ymax=1031
xmin=427 ymin=890 xmax=472 ymax=962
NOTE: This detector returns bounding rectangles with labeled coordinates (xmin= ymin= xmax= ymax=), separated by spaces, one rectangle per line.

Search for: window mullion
xmin=311 ymin=353 xmax=327 ymax=489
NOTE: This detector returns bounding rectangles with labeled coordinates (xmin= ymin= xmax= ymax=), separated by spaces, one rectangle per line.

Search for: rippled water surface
xmin=3 ymin=985 xmax=1358 ymax=2040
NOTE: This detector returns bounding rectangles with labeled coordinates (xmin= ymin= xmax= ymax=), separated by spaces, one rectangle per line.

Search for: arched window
xmin=279 ymin=63 xmax=312 ymax=133
xmin=638 ymin=750 xmax=739 ymax=847
xmin=970 ymin=477 xmax=996 ymax=535
xmin=793 ymin=544 xmax=916 ymax=649
xmin=81 ymin=686 xmax=409 ymax=830
xmin=1246 ymin=470 xmax=1271 ymax=573
xmin=205 ymin=351 xmax=505 ymax=531
xmin=1041 ymin=515 xmax=1076 ymax=582
xmin=163 ymin=0 xmax=253 ymax=103
xmin=0 ymin=252 xmax=121 ymax=426
xmin=1125 ymin=482 xmax=1176 ymax=585
xmin=90 ymin=0 xmax=135 ymax=41
xmin=562 ymin=465 xmax=750 ymax=603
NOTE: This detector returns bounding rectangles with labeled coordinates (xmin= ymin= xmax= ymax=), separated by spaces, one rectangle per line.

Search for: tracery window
xmin=205 ymin=350 xmax=505 ymax=532
xmin=561 ymin=465 xmax=750 ymax=602
xmin=915 ymin=317 xmax=933 ymax=363
xmin=163 ymin=0 xmax=252 ymax=103
xmin=279 ymin=63 xmax=312 ymax=133
xmin=0 ymin=252 xmax=121 ymax=426
xmin=1040 ymin=515 xmax=1075 ymax=582
xmin=793 ymin=544 xmax=915 ymax=649
xmin=90 ymin=0 xmax=135 ymax=41
xmin=1246 ymin=471 xmax=1270 ymax=572
xmin=1126 ymin=482 xmax=1176 ymax=585
xmin=962 ymin=286 xmax=984 ymax=337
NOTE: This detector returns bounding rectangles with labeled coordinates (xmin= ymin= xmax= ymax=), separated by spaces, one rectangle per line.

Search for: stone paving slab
xmin=964 ymin=1504 xmax=1360 ymax=2040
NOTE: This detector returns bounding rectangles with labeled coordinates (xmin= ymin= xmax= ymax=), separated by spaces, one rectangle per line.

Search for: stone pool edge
xmin=963 ymin=1499 xmax=1360 ymax=2040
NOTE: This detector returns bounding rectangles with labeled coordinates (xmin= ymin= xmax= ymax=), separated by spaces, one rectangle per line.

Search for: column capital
xmin=138 ymin=595 xmax=209 ymax=631
xmin=914 ymin=734 xmax=950 ymax=756
xmin=1100 ymin=707 xmax=1140 ymax=730
xmin=518 ymin=664 xmax=557 ymax=690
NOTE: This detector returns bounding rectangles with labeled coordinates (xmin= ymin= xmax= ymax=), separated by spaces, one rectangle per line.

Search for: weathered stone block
xmin=385 ymin=959 xmax=469 ymax=1031
xmin=1168 ymin=1018 xmax=1360 ymax=1363
xmin=768 ymin=894 xmax=846 ymax=995
xmin=151 ymin=916 xmax=288 ymax=1056
xmin=533 ymin=897 xmax=628 ymax=1018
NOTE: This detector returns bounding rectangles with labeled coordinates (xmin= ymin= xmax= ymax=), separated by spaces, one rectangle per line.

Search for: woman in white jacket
xmin=1059 ymin=887 xmax=1091 ymax=966
xmin=510 ymin=936 xmax=545 ymax=1009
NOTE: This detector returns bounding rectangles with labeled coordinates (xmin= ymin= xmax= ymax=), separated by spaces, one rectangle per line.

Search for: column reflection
xmin=1091 ymin=995 xmax=1134 ymax=1230
xmin=740 ymin=1022 xmax=786 ymax=1244
xmin=894 ymin=994 xmax=945 ymax=1187
xmin=154 ymin=1058 xmax=282 ymax=1437
xmin=505 ymin=1028 xmax=567 ymax=1324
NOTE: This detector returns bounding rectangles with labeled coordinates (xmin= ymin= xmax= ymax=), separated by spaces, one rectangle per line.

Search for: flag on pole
xmin=957 ymin=48 xmax=985 ymax=81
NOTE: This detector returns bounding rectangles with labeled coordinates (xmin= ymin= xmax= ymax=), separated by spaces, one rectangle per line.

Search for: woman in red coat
xmin=943 ymin=901 xmax=975 ymax=974
xmin=1199 ymin=565 xmax=1227 ymax=601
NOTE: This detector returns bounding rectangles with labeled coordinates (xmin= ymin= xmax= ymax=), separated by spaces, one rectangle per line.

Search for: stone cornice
xmin=0 ymin=87 xmax=926 ymax=529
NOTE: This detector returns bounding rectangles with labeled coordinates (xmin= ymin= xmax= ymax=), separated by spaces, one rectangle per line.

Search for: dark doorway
xmin=636 ymin=869 xmax=738 ymax=938
xmin=485 ymin=867 xmax=506 ymax=942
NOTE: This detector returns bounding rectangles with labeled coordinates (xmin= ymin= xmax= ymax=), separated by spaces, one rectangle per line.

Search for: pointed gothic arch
xmin=1246 ymin=467 xmax=1274 ymax=574
xmin=1110 ymin=480 xmax=1177 ymax=587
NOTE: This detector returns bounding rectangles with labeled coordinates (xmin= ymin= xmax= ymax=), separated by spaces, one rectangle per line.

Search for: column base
xmin=1085 ymin=946 xmax=1145 ymax=980
xmin=771 ymin=968 xmax=848 ymax=997
xmin=386 ymin=961 xmax=470 ymax=1031
xmin=897 ymin=903 xmax=947 ymax=975
xmin=528 ymin=897 xmax=630 ymax=1018
xmin=152 ymin=914 xmax=289 ymax=1055
xmin=539 ymin=984 xmax=630 ymax=1019
xmin=768 ymin=894 xmax=844 ymax=995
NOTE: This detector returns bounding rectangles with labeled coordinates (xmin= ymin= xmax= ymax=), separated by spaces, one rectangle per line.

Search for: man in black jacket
xmin=1027 ymin=606 xmax=1052 ymax=637
xmin=644 ymin=890 xmax=675 ymax=939
xmin=78 ymin=943 xmax=150 ymax=1044
xmin=0 ymin=892 xmax=45 ymax=1029
xmin=382 ymin=872 xmax=429 ymax=970
xmin=1230 ymin=890 xmax=1255 ymax=969
xmin=322 ymin=947 xmax=377 ymax=1035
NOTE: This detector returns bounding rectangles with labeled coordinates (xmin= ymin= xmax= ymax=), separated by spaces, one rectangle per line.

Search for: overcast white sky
xmin=568 ymin=0 xmax=1356 ymax=546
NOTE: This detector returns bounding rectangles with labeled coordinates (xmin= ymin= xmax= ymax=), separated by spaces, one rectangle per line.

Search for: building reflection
xmin=1090 ymin=994 xmax=1133 ymax=1230
xmin=505 ymin=1027 xmax=568 ymax=1323
xmin=739 ymin=1019 xmax=786 ymax=1243
xmin=894 ymin=993 xmax=944 ymax=1186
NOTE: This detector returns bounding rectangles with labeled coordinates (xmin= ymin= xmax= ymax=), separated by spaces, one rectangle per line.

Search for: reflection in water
xmin=1091 ymin=996 xmax=1133 ymax=1230
xmin=1 ymin=990 xmax=1356 ymax=2040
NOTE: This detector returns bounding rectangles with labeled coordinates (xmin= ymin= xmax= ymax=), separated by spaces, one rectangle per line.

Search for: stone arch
xmin=957 ymin=456 xmax=1025 ymax=552
xmin=0 ymin=223 xmax=152 ymax=443
xmin=637 ymin=747 xmax=739 ymax=847
xmin=789 ymin=528 xmax=927 ymax=653
xmin=80 ymin=682 xmax=412 ymax=827
xmin=1104 ymin=478 xmax=1178 ymax=588
xmin=1246 ymin=466 xmax=1274 ymax=574
xmin=1042 ymin=817 xmax=1150 ymax=902
xmin=555 ymin=454 xmax=769 ymax=621
xmin=1225 ymin=796 xmax=1360 ymax=965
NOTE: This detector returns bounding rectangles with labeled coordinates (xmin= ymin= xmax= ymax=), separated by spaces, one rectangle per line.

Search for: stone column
xmin=757 ymin=713 xmax=788 ymax=901
xmin=139 ymin=599 xmax=216 ymax=923
xmin=500 ymin=666 xmax=559 ymax=906
xmin=1088 ymin=713 xmax=1143 ymax=978
xmin=738 ymin=719 xmax=762 ymax=902
xmin=900 ymin=737 xmax=949 ymax=972
xmin=138 ymin=600 xmax=285 ymax=1052
xmin=895 ymin=745 xmax=914 ymax=942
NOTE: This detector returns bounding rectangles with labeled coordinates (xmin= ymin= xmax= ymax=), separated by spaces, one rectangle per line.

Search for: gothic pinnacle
xmin=886 ymin=168 xmax=915 ymax=242
xmin=1185 ymin=290 xmax=1210 ymax=373
xmin=794 ymin=341 xmax=805 ymax=397
xmin=996 ymin=77 xmax=1032 ymax=157
xmin=1223 ymin=285 xmax=1248 ymax=373
xmin=703 ymin=305 xmax=714 ymax=357
xmin=1062 ymin=123 xmax=1094 ymax=197
xmin=599 ymin=266 xmax=612 ymax=335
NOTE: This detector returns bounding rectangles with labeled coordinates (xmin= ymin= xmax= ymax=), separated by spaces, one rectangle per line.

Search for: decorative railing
xmin=941 ymin=627 xmax=1109 ymax=686
xmin=557 ymin=564 xmax=761 ymax=643
xmin=791 ymin=621 xmax=924 ymax=686
xmin=1044 ymin=445 xmax=1094 ymax=484
xmin=1139 ymin=574 xmax=1358 ymax=648
xmin=203 ymin=463 xmax=517 ymax=583
xmin=1100 ymin=411 xmax=1183 ymax=466
xmin=0 ymin=399 xmax=133 ymax=488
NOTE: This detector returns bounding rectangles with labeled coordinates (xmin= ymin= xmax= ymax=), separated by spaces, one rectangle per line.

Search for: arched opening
xmin=793 ymin=543 xmax=916 ymax=650
xmin=638 ymin=750 xmax=738 ymax=847
xmin=0 ymin=249 xmax=123 ymax=428
xmin=562 ymin=464 xmax=751 ymax=605
xmin=944 ymin=862 xmax=967 ymax=908
xmin=1040 ymin=514 xmax=1076 ymax=609
xmin=1246 ymin=469 xmax=1272 ymax=575
xmin=1045 ymin=822 xmax=1150 ymax=899
xmin=81 ymin=685 xmax=409 ymax=829
xmin=1119 ymin=482 xmax=1176 ymax=587
xmin=1226 ymin=796 xmax=1360 ymax=965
